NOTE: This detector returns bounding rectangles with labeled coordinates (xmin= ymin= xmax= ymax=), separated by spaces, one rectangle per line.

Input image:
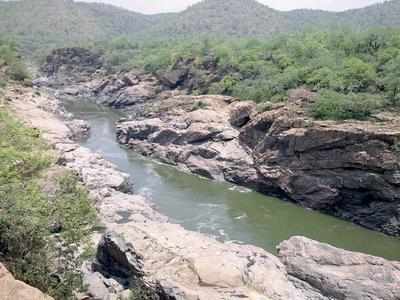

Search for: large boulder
xmin=96 ymin=232 xmax=144 ymax=278
xmin=156 ymin=68 xmax=189 ymax=89
xmin=278 ymin=236 xmax=400 ymax=300
xmin=0 ymin=263 xmax=54 ymax=300
xmin=229 ymin=101 xmax=256 ymax=127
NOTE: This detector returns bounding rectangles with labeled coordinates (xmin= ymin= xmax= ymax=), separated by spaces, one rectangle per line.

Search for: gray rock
xmin=229 ymin=101 xmax=256 ymax=127
xmin=66 ymin=119 xmax=90 ymax=140
xmin=278 ymin=236 xmax=400 ymax=300
xmin=96 ymin=232 xmax=143 ymax=278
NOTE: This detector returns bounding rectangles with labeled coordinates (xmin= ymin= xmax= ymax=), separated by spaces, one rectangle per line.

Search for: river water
xmin=65 ymin=100 xmax=400 ymax=260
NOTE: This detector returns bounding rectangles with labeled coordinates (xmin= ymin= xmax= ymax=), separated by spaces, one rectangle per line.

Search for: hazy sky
xmin=79 ymin=0 xmax=387 ymax=14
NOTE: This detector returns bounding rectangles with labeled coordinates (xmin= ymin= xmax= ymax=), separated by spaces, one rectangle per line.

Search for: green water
xmin=66 ymin=100 xmax=400 ymax=260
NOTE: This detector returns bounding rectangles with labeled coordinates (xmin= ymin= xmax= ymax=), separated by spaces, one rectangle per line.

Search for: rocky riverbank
xmin=115 ymin=89 xmax=400 ymax=236
xmin=38 ymin=47 xmax=400 ymax=237
xmin=4 ymin=60 xmax=399 ymax=299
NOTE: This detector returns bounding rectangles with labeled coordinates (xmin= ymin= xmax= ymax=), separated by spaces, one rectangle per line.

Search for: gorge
xmin=2 ymin=1 xmax=400 ymax=298
xmin=7 ymin=81 xmax=400 ymax=300
xmin=9 ymin=45 xmax=398 ymax=299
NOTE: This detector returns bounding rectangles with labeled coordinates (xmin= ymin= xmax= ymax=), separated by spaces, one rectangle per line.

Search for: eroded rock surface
xmin=278 ymin=236 xmax=400 ymax=300
xmin=0 ymin=263 xmax=54 ymax=300
xmin=115 ymin=89 xmax=400 ymax=236
xmin=116 ymin=95 xmax=259 ymax=188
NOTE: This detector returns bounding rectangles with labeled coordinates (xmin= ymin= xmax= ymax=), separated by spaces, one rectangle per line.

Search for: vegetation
xmin=0 ymin=0 xmax=154 ymax=57
xmin=0 ymin=38 xmax=30 ymax=82
xmin=95 ymin=29 xmax=400 ymax=120
xmin=0 ymin=109 xmax=96 ymax=299
xmin=2 ymin=0 xmax=400 ymax=56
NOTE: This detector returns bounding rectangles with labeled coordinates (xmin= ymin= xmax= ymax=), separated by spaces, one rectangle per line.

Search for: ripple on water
xmin=228 ymin=185 xmax=252 ymax=193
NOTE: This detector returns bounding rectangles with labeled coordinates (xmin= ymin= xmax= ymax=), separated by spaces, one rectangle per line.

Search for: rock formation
xmin=38 ymin=47 xmax=400 ymax=236
xmin=7 ymin=84 xmax=400 ymax=300
xmin=115 ymin=90 xmax=400 ymax=236
xmin=278 ymin=236 xmax=400 ymax=300
xmin=0 ymin=263 xmax=54 ymax=300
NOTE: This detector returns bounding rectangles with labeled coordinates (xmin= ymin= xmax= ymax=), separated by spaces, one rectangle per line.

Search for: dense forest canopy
xmin=93 ymin=29 xmax=400 ymax=120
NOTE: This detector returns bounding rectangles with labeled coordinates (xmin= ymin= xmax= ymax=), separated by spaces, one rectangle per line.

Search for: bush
xmin=256 ymin=101 xmax=273 ymax=112
xmin=191 ymin=100 xmax=208 ymax=111
xmin=0 ymin=109 xmax=96 ymax=299
xmin=311 ymin=90 xmax=386 ymax=120
xmin=8 ymin=62 xmax=30 ymax=81
xmin=91 ymin=29 xmax=400 ymax=118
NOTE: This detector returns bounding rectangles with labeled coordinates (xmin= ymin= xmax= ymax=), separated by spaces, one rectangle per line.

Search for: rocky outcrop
xmin=240 ymin=90 xmax=400 ymax=236
xmin=0 ymin=263 xmax=54 ymax=300
xmin=278 ymin=236 xmax=400 ymax=300
xmin=40 ymin=48 xmax=103 ymax=84
xmin=38 ymin=47 xmax=177 ymax=109
xmin=154 ymin=57 xmax=220 ymax=93
xmin=88 ymin=71 xmax=163 ymax=109
xmin=116 ymin=89 xmax=400 ymax=236
xmin=116 ymin=95 xmax=259 ymax=187
xmin=39 ymin=48 xmax=223 ymax=110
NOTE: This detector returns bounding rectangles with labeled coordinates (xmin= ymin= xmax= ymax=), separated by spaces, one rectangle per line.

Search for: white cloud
xmin=79 ymin=0 xmax=387 ymax=14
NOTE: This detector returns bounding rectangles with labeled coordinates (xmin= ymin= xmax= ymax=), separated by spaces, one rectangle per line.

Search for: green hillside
xmin=2 ymin=0 xmax=400 ymax=55
xmin=146 ymin=0 xmax=291 ymax=38
xmin=0 ymin=0 xmax=153 ymax=55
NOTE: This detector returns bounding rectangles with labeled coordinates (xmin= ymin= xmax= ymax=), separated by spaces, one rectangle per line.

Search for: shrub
xmin=311 ymin=90 xmax=386 ymax=120
xmin=0 ymin=109 xmax=96 ymax=299
xmin=191 ymin=100 xmax=208 ymax=111
xmin=7 ymin=62 xmax=30 ymax=81
xmin=256 ymin=101 xmax=273 ymax=112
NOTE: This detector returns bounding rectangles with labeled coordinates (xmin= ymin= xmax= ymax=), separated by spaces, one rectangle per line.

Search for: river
xmin=65 ymin=100 xmax=400 ymax=260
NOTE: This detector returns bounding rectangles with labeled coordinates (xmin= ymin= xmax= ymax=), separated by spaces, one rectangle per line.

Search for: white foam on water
xmin=228 ymin=185 xmax=252 ymax=193
xmin=235 ymin=213 xmax=248 ymax=220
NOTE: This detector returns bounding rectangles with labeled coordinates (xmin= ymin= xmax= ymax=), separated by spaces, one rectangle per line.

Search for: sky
xmin=79 ymin=0 xmax=387 ymax=14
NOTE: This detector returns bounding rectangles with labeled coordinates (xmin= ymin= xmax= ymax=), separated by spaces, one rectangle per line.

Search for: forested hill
xmin=0 ymin=0 xmax=155 ymax=55
xmin=287 ymin=1 xmax=400 ymax=31
xmin=146 ymin=0 xmax=291 ymax=38
xmin=2 ymin=0 xmax=400 ymax=55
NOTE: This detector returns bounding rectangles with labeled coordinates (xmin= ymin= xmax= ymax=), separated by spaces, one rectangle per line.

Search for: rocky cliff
xmin=115 ymin=90 xmax=400 ymax=236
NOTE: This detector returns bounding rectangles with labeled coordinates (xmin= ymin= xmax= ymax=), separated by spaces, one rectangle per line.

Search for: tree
xmin=382 ymin=57 xmax=400 ymax=105
xmin=342 ymin=57 xmax=376 ymax=92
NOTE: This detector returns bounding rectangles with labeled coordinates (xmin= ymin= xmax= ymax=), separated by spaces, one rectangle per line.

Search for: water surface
xmin=65 ymin=100 xmax=400 ymax=260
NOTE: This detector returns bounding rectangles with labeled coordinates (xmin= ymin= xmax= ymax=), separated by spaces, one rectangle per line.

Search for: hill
xmin=146 ymin=0 xmax=291 ymax=38
xmin=287 ymin=1 xmax=400 ymax=31
xmin=0 ymin=0 xmax=154 ymax=55
xmin=2 ymin=0 xmax=400 ymax=55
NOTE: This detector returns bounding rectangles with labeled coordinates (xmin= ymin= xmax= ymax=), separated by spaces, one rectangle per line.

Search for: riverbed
xmin=65 ymin=100 xmax=400 ymax=260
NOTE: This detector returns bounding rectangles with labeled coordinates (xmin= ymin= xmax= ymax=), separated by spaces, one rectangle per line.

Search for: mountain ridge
xmin=1 ymin=0 xmax=400 ymax=54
